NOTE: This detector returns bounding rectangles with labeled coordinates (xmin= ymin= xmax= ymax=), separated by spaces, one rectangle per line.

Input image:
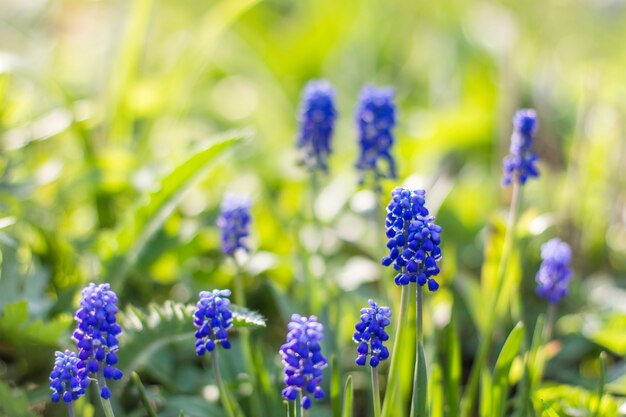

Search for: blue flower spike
xmin=536 ymin=238 xmax=572 ymax=304
xmin=194 ymin=289 xmax=234 ymax=355
xmin=502 ymin=109 xmax=540 ymax=186
xmin=355 ymin=85 xmax=397 ymax=183
xmin=381 ymin=187 xmax=443 ymax=290
xmin=217 ymin=193 xmax=252 ymax=257
xmin=73 ymin=283 xmax=123 ymax=398
xmin=280 ymin=314 xmax=328 ymax=410
xmin=49 ymin=350 xmax=90 ymax=403
xmin=353 ymin=299 xmax=392 ymax=367
xmin=296 ymin=80 xmax=338 ymax=173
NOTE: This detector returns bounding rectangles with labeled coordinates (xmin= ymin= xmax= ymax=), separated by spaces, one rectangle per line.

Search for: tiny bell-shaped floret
xmin=49 ymin=350 xmax=90 ymax=403
xmin=296 ymin=80 xmax=338 ymax=173
xmin=217 ymin=193 xmax=252 ymax=256
xmin=280 ymin=314 xmax=327 ymax=409
xmin=536 ymin=238 xmax=572 ymax=304
xmin=353 ymin=299 xmax=392 ymax=367
xmin=502 ymin=109 xmax=539 ymax=186
xmin=194 ymin=289 xmax=233 ymax=355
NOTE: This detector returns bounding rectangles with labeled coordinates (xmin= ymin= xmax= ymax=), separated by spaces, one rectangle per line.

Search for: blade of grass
xmin=342 ymin=376 xmax=353 ymax=417
xmin=130 ymin=372 xmax=157 ymax=417
xmin=331 ymin=355 xmax=341 ymax=417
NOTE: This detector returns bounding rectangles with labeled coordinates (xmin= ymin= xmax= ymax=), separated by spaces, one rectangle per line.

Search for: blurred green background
xmin=1 ymin=0 xmax=626 ymax=416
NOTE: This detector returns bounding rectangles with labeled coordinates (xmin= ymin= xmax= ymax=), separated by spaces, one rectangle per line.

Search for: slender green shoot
xmin=342 ymin=376 xmax=354 ymax=417
xmin=95 ymin=372 xmax=116 ymax=417
xmin=381 ymin=285 xmax=411 ymax=417
xmin=460 ymin=181 xmax=523 ymax=417
xmin=67 ymin=403 xmax=75 ymax=417
xmin=372 ymin=366 xmax=382 ymax=417
xmin=130 ymin=371 xmax=157 ymax=417
xmin=412 ymin=284 xmax=428 ymax=417
xmin=592 ymin=352 xmax=607 ymax=417
xmin=210 ymin=349 xmax=242 ymax=417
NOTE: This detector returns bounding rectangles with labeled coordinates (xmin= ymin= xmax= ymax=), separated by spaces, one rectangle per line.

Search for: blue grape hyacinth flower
xmin=217 ymin=193 xmax=252 ymax=256
xmin=381 ymin=187 xmax=443 ymax=290
xmin=296 ymin=80 xmax=338 ymax=173
xmin=536 ymin=238 xmax=572 ymax=304
xmin=194 ymin=289 xmax=233 ymax=354
xmin=280 ymin=314 xmax=327 ymax=410
xmin=49 ymin=350 xmax=90 ymax=403
xmin=73 ymin=283 xmax=122 ymax=399
xmin=355 ymin=85 xmax=397 ymax=182
xmin=353 ymin=299 xmax=391 ymax=367
xmin=502 ymin=109 xmax=540 ymax=186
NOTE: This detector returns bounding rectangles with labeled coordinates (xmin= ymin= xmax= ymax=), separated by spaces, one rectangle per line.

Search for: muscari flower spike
xmin=355 ymin=85 xmax=397 ymax=182
xmin=194 ymin=289 xmax=233 ymax=354
xmin=296 ymin=79 xmax=338 ymax=173
xmin=353 ymin=299 xmax=391 ymax=367
xmin=73 ymin=283 xmax=122 ymax=399
xmin=381 ymin=187 xmax=442 ymax=290
xmin=49 ymin=350 xmax=90 ymax=403
xmin=502 ymin=109 xmax=539 ymax=186
xmin=536 ymin=238 xmax=572 ymax=304
xmin=217 ymin=193 xmax=252 ymax=257
xmin=280 ymin=314 xmax=327 ymax=410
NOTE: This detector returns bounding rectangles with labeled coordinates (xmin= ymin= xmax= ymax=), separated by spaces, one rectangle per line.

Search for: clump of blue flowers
xmin=355 ymin=85 xmax=397 ymax=182
xmin=353 ymin=299 xmax=391 ymax=367
xmin=296 ymin=80 xmax=338 ymax=173
xmin=194 ymin=289 xmax=234 ymax=354
xmin=280 ymin=314 xmax=327 ymax=410
xmin=217 ymin=193 xmax=252 ymax=257
xmin=73 ymin=283 xmax=123 ymax=399
xmin=536 ymin=238 xmax=572 ymax=304
xmin=49 ymin=350 xmax=90 ymax=403
xmin=502 ymin=109 xmax=540 ymax=186
xmin=381 ymin=187 xmax=442 ymax=290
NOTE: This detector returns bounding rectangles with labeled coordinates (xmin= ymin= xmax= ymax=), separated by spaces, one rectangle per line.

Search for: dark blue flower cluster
xmin=217 ymin=193 xmax=252 ymax=257
xmin=381 ymin=187 xmax=442 ymax=290
xmin=73 ymin=283 xmax=123 ymax=399
xmin=194 ymin=289 xmax=233 ymax=354
xmin=355 ymin=85 xmax=397 ymax=182
xmin=536 ymin=238 xmax=572 ymax=304
xmin=49 ymin=350 xmax=90 ymax=403
xmin=353 ymin=299 xmax=391 ymax=367
xmin=280 ymin=314 xmax=327 ymax=410
xmin=296 ymin=80 xmax=337 ymax=173
xmin=502 ymin=109 xmax=540 ymax=186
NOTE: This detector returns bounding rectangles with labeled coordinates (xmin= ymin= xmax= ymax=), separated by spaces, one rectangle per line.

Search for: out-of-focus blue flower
xmin=194 ymin=289 xmax=233 ymax=354
xmin=381 ymin=187 xmax=442 ymax=290
xmin=536 ymin=238 xmax=572 ymax=304
xmin=353 ymin=299 xmax=391 ymax=367
xmin=355 ymin=85 xmax=397 ymax=182
xmin=73 ymin=283 xmax=122 ymax=398
xmin=296 ymin=80 xmax=337 ymax=173
xmin=49 ymin=350 xmax=90 ymax=403
xmin=280 ymin=314 xmax=327 ymax=409
xmin=217 ymin=193 xmax=252 ymax=256
xmin=502 ymin=109 xmax=539 ymax=186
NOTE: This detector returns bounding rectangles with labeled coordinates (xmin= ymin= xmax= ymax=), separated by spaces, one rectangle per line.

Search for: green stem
xmin=372 ymin=366 xmax=382 ymax=417
xmin=131 ymin=371 xmax=158 ymax=417
xmin=592 ymin=352 xmax=607 ymax=417
xmin=95 ymin=372 xmax=116 ymax=417
xmin=233 ymin=259 xmax=265 ymax=415
xmin=543 ymin=303 xmax=556 ymax=343
xmin=211 ymin=349 xmax=238 ymax=417
xmin=460 ymin=181 xmax=522 ymax=417
xmin=381 ymin=285 xmax=411 ymax=417
xmin=375 ymin=186 xmax=391 ymax=305
xmin=412 ymin=284 xmax=428 ymax=417
xmin=67 ymin=403 xmax=75 ymax=417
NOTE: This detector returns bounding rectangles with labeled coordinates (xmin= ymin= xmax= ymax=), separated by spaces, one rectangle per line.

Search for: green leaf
xmin=230 ymin=304 xmax=267 ymax=328
xmin=342 ymin=375 xmax=353 ymax=417
xmin=445 ymin=312 xmax=461 ymax=417
xmin=331 ymin=355 xmax=341 ymax=417
xmin=104 ymin=134 xmax=245 ymax=290
xmin=0 ymin=300 xmax=69 ymax=346
xmin=0 ymin=380 xmax=37 ymax=417
xmin=117 ymin=300 xmax=265 ymax=388
xmin=492 ymin=322 xmax=525 ymax=417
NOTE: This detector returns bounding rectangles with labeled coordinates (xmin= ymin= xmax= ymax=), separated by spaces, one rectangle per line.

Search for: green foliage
xmin=0 ymin=300 xmax=69 ymax=346
xmin=0 ymin=381 xmax=37 ymax=417
xmin=104 ymin=134 xmax=246 ymax=290
xmin=118 ymin=300 xmax=265 ymax=379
